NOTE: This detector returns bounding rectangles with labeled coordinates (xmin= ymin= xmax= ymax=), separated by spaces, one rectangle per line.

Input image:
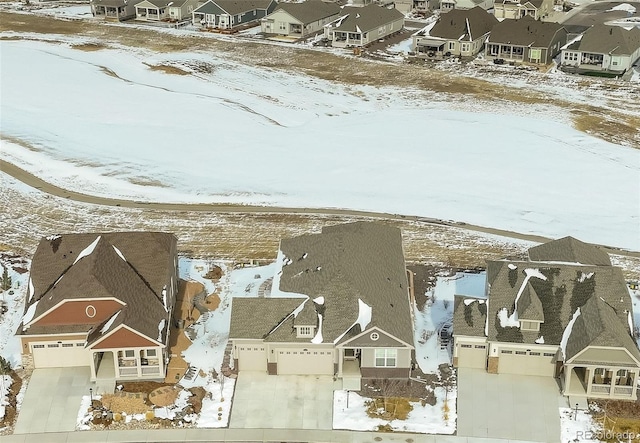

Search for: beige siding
xmin=456 ymin=342 xmax=487 ymax=369
xmin=497 ymin=347 xmax=556 ymax=376
xmin=261 ymin=10 xmax=302 ymax=35
xmin=361 ymin=348 xmax=411 ymax=368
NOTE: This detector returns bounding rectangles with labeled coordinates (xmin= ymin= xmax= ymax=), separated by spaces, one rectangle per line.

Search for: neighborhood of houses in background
xmin=16 ymin=224 xmax=640 ymax=403
xmin=88 ymin=0 xmax=640 ymax=77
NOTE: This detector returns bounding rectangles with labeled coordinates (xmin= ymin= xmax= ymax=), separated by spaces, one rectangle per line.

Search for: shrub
xmin=0 ymin=356 xmax=11 ymax=374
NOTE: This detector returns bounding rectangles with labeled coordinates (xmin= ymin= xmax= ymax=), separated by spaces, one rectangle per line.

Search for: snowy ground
xmin=333 ymin=386 xmax=456 ymax=434
xmin=0 ymin=375 xmax=11 ymax=422
xmin=559 ymin=406 xmax=602 ymax=443
xmin=630 ymin=287 xmax=640 ymax=349
xmin=1 ymin=38 xmax=639 ymax=250
xmin=0 ymin=256 xmax=29 ymax=369
xmin=414 ymin=272 xmax=486 ymax=373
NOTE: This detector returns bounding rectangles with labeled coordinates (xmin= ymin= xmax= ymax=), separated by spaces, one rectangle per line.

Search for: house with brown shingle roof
xmin=560 ymin=25 xmax=640 ymax=75
xmin=493 ymin=0 xmax=553 ymax=20
xmin=261 ymin=0 xmax=341 ymax=38
xmin=229 ymin=222 xmax=415 ymax=390
xmin=192 ymin=0 xmax=277 ymax=30
xmin=17 ymin=232 xmax=178 ymax=383
xmin=412 ymin=6 xmax=498 ymax=59
xmin=453 ymin=236 xmax=640 ymax=401
xmin=484 ymin=15 xmax=567 ymax=65
xmin=323 ymin=5 xmax=405 ymax=48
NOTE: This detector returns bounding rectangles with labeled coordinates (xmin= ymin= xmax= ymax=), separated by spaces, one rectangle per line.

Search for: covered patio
xmin=564 ymin=364 xmax=638 ymax=400
xmin=90 ymin=346 xmax=165 ymax=381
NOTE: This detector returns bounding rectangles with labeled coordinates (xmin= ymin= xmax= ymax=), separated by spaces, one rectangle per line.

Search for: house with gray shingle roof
xmin=323 ymin=4 xmax=405 ymax=48
xmin=493 ymin=0 xmax=552 ymax=20
xmin=134 ymin=0 xmax=201 ymax=21
xmin=412 ymin=6 xmax=498 ymax=59
xmin=229 ymin=222 xmax=415 ymax=390
xmin=91 ymin=0 xmax=137 ymax=21
xmin=192 ymin=0 xmax=277 ymax=30
xmin=17 ymin=232 xmax=178 ymax=384
xmin=261 ymin=0 xmax=341 ymax=38
xmin=560 ymin=25 xmax=640 ymax=75
xmin=453 ymin=236 xmax=640 ymax=401
xmin=484 ymin=15 xmax=567 ymax=65
xmin=439 ymin=0 xmax=493 ymax=14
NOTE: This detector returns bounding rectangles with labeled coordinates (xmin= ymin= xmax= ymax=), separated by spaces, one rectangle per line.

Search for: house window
xmin=85 ymin=305 xmax=96 ymax=318
xmin=448 ymin=42 xmax=455 ymax=50
xmin=543 ymin=353 xmax=555 ymax=357
xmin=146 ymin=349 xmax=157 ymax=357
xmin=297 ymin=326 xmax=314 ymax=338
xmin=461 ymin=344 xmax=472 ymax=348
xmin=370 ymin=332 xmax=379 ymax=341
xmin=461 ymin=43 xmax=470 ymax=52
xmin=33 ymin=344 xmax=45 ymax=349
xmin=501 ymin=350 xmax=513 ymax=354
xmin=475 ymin=345 xmax=486 ymax=349
xmin=124 ymin=350 xmax=135 ymax=358
xmin=529 ymin=352 xmax=540 ymax=356
xmin=48 ymin=344 xmax=59 ymax=348
xmin=374 ymin=349 xmax=397 ymax=367
xmin=520 ymin=321 xmax=540 ymax=331
xmin=515 ymin=351 xmax=526 ymax=355
xmin=62 ymin=343 xmax=73 ymax=348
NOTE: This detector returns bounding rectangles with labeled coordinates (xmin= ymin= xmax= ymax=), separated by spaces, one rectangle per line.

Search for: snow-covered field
xmin=1 ymin=38 xmax=639 ymax=250
xmin=559 ymin=407 xmax=601 ymax=443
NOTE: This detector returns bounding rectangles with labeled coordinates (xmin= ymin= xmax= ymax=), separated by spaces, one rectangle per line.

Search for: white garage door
xmin=457 ymin=343 xmax=487 ymax=369
xmin=237 ymin=345 xmax=267 ymax=372
xmin=277 ymin=349 xmax=334 ymax=375
xmin=498 ymin=349 xmax=556 ymax=376
xmin=31 ymin=341 xmax=88 ymax=368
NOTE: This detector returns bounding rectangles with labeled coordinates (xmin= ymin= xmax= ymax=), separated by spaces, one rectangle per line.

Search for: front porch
xmin=136 ymin=6 xmax=168 ymax=21
xmin=338 ymin=348 xmax=362 ymax=391
xmin=91 ymin=346 xmax=165 ymax=381
xmin=564 ymin=365 xmax=638 ymax=400
xmin=330 ymin=31 xmax=364 ymax=48
xmin=93 ymin=4 xmax=130 ymax=20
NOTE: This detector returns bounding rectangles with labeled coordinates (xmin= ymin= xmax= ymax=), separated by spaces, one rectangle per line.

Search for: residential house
xmin=229 ymin=222 xmax=415 ymax=391
xmin=192 ymin=0 xmax=277 ymax=30
xmin=135 ymin=0 xmax=201 ymax=21
xmin=324 ymin=4 xmax=405 ymax=48
xmin=560 ymin=25 xmax=640 ymax=75
xmin=493 ymin=0 xmax=553 ymax=20
xmin=261 ymin=0 xmax=341 ymax=38
xmin=440 ymin=0 xmax=493 ymax=14
xmin=17 ymin=233 xmax=179 ymax=384
xmin=484 ymin=16 xmax=567 ymax=65
xmin=168 ymin=0 xmax=202 ymax=20
xmin=453 ymin=236 xmax=640 ymax=401
xmin=91 ymin=0 xmax=137 ymax=20
xmin=412 ymin=6 xmax=498 ymax=59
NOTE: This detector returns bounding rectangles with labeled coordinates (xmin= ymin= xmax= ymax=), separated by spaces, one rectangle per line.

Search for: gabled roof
xmin=327 ymin=5 xmax=404 ymax=33
xmin=91 ymin=0 xmax=127 ymax=7
xmin=194 ymin=0 xmax=274 ymax=15
xmin=565 ymin=295 xmax=640 ymax=363
xmin=273 ymin=0 xmax=340 ymax=24
xmin=429 ymin=6 xmax=498 ymax=40
xmin=484 ymin=238 xmax=631 ymax=347
xmin=230 ymin=222 xmax=413 ymax=346
xmin=568 ymin=25 xmax=640 ymax=56
xmin=528 ymin=236 xmax=611 ymax=266
xmin=517 ymin=283 xmax=544 ymax=322
xmin=22 ymin=232 xmax=176 ymax=346
xmin=488 ymin=15 xmax=566 ymax=48
xmin=495 ymin=0 xmax=545 ymax=7
xmin=135 ymin=0 xmax=173 ymax=8
xmin=229 ymin=298 xmax=307 ymax=340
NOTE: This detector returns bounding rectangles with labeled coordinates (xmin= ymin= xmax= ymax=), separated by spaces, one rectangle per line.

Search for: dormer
xmin=293 ymin=299 xmax=318 ymax=339
xmin=295 ymin=325 xmax=316 ymax=338
xmin=516 ymin=283 xmax=544 ymax=332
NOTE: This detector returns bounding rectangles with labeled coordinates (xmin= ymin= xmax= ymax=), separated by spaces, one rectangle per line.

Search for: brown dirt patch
xmin=204 ymin=265 xmax=223 ymax=280
xmin=204 ymin=293 xmax=220 ymax=310
xmin=143 ymin=63 xmax=190 ymax=76
xmin=102 ymin=392 xmax=150 ymax=414
xmin=148 ymin=385 xmax=180 ymax=407
xmin=572 ymin=110 xmax=640 ymax=148
xmin=71 ymin=42 xmax=105 ymax=51
xmin=120 ymin=381 xmax=174 ymax=395
xmin=366 ymin=397 xmax=414 ymax=421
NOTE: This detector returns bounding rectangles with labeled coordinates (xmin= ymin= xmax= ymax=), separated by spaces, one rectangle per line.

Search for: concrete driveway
xmin=14 ymin=367 xmax=93 ymax=434
xmin=457 ymin=368 xmax=564 ymax=442
xmin=229 ymin=372 xmax=334 ymax=430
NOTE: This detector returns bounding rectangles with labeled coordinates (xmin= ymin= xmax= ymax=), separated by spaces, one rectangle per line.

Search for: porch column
xmin=338 ymin=348 xmax=344 ymax=377
xmin=586 ymin=367 xmax=593 ymax=395
xmin=609 ymin=368 xmax=616 ymax=398
xmin=564 ymin=364 xmax=571 ymax=394
xmin=111 ymin=351 xmax=118 ymax=377
xmin=90 ymin=352 xmax=98 ymax=380
xmin=136 ymin=350 xmax=142 ymax=377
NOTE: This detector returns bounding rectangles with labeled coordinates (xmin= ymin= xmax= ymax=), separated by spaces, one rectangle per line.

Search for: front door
xmin=219 ymin=14 xmax=229 ymax=28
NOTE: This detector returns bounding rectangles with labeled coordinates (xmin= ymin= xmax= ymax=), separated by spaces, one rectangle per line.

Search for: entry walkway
xmin=13 ymin=367 xmax=94 ymax=434
xmin=457 ymin=368 xmax=565 ymax=442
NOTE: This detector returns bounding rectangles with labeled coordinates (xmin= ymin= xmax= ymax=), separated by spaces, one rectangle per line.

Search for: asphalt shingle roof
xmin=273 ymin=0 xmax=341 ymax=24
xmin=229 ymin=298 xmax=307 ymax=339
xmin=194 ymin=0 xmax=274 ymax=15
xmin=453 ymin=296 xmax=487 ymax=337
xmin=528 ymin=236 xmax=611 ymax=266
xmin=329 ymin=5 xmax=404 ymax=33
xmin=571 ymin=25 xmax=640 ymax=56
xmin=429 ymin=6 xmax=498 ymax=40
xmin=488 ymin=15 xmax=565 ymax=47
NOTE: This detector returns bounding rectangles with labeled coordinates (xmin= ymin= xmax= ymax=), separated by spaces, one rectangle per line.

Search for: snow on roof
xmin=514 ymin=268 xmax=547 ymax=313
xmin=607 ymin=3 xmax=636 ymax=13
xmin=535 ymin=335 xmax=545 ymax=344
xmin=112 ymin=245 xmax=126 ymax=261
xmin=578 ymin=272 xmax=594 ymax=283
xmin=313 ymin=296 xmax=325 ymax=305
xmin=463 ymin=298 xmax=485 ymax=306
xmin=292 ymin=298 xmax=307 ymax=317
xmin=28 ymin=277 xmax=34 ymax=303
xmin=21 ymin=300 xmax=39 ymax=330
xmin=507 ymin=263 xmax=517 ymax=270
xmin=311 ymin=313 xmax=323 ymax=344
xmin=100 ymin=311 xmax=120 ymax=334
xmin=162 ymin=286 xmax=168 ymax=312
xmin=560 ymin=307 xmax=581 ymax=359
xmin=498 ymin=307 xmax=519 ymax=327
xmin=73 ymin=235 xmax=102 ymax=265
xmin=356 ymin=299 xmax=372 ymax=331
xmin=628 ymin=311 xmax=634 ymax=335
xmin=157 ymin=318 xmax=166 ymax=341
xmin=45 ymin=235 xmax=61 ymax=241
